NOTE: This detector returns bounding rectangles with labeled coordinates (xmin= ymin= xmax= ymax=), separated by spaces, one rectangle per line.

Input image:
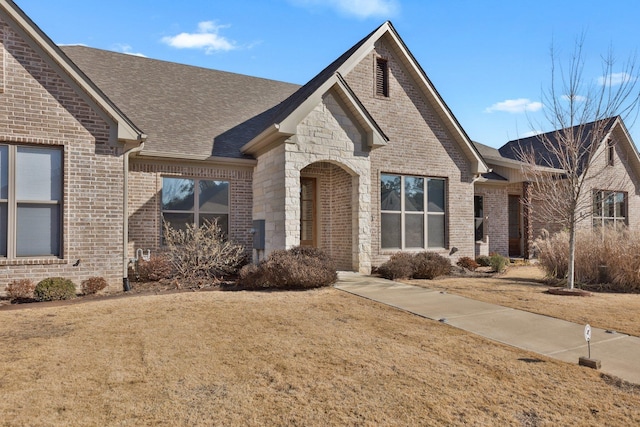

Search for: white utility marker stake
xmin=584 ymin=324 xmax=592 ymax=358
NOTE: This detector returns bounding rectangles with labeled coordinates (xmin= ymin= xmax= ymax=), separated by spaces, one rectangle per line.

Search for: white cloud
xmin=561 ymin=94 xmax=586 ymax=102
xmin=291 ymin=0 xmax=399 ymax=19
xmin=162 ymin=21 xmax=237 ymax=53
xmin=597 ymin=72 xmax=636 ymax=87
xmin=484 ymin=98 xmax=543 ymax=114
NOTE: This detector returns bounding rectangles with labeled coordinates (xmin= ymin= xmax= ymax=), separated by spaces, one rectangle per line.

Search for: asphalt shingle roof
xmin=62 ymin=46 xmax=300 ymax=159
xmin=499 ymin=117 xmax=618 ymax=172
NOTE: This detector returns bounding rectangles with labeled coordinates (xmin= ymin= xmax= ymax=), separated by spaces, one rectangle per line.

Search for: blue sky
xmin=14 ymin=0 xmax=640 ymax=148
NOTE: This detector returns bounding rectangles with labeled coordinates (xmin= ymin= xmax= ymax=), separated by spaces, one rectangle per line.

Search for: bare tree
xmin=512 ymin=36 xmax=640 ymax=289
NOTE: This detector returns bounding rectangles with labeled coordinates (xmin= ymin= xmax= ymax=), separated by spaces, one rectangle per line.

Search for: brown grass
xmin=0 ymin=287 xmax=639 ymax=425
xmin=407 ymin=265 xmax=640 ymax=337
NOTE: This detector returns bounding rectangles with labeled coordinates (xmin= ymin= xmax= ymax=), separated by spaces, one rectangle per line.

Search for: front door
xmin=300 ymin=177 xmax=316 ymax=247
xmin=508 ymin=195 xmax=521 ymax=257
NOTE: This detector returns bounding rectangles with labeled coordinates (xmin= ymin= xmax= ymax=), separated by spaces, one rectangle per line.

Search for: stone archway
xmin=300 ymin=161 xmax=353 ymax=270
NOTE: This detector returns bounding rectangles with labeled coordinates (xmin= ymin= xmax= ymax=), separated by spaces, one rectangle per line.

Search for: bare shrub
xmin=136 ymin=255 xmax=174 ymax=282
xmin=238 ymin=246 xmax=337 ymax=290
xmin=6 ymin=279 xmax=36 ymax=301
xmin=81 ymin=277 xmax=108 ymax=295
xmin=457 ymin=256 xmax=479 ymax=271
xmin=412 ymin=252 xmax=451 ymax=279
xmin=163 ymin=220 xmax=246 ymax=284
xmin=377 ymin=252 xmax=415 ymax=280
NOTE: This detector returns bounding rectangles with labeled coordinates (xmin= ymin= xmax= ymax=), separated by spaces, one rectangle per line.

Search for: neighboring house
xmin=474 ymin=116 xmax=640 ymax=258
xmin=0 ymin=0 xmax=489 ymax=293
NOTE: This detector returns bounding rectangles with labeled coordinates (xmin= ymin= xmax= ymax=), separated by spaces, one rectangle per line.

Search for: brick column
xmin=522 ymin=181 xmax=533 ymax=259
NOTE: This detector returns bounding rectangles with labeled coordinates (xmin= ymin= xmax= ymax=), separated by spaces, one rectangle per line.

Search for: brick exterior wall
xmin=0 ymin=19 xmax=125 ymax=293
xmin=344 ymin=39 xmax=475 ymax=267
xmin=128 ymin=159 xmax=254 ymax=255
xmin=301 ymin=162 xmax=353 ymax=270
xmin=474 ymin=183 xmax=509 ymax=256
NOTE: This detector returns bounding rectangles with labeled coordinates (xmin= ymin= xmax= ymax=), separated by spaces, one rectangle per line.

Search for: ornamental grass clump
xmin=535 ymin=227 xmax=640 ymax=292
xmin=489 ymin=253 xmax=510 ymax=273
xmin=34 ymin=277 xmax=76 ymax=302
xmin=238 ymin=246 xmax=337 ymax=290
xmin=163 ymin=219 xmax=246 ymax=284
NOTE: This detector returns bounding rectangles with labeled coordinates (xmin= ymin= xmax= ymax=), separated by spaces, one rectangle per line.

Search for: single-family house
xmin=0 ymin=0 xmax=491 ymax=292
xmin=2 ymin=0 xmax=640 ymax=295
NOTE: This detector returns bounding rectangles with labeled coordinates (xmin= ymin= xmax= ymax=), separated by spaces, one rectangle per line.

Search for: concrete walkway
xmin=335 ymin=272 xmax=640 ymax=385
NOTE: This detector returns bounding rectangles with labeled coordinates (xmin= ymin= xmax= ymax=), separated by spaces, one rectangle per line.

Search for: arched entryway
xmin=300 ymin=161 xmax=353 ymax=270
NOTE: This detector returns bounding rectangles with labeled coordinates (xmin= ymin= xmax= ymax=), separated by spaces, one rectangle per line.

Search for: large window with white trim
xmin=161 ymin=177 xmax=229 ymax=235
xmin=380 ymin=174 xmax=446 ymax=249
xmin=0 ymin=144 xmax=63 ymax=258
xmin=593 ymin=190 xmax=626 ymax=230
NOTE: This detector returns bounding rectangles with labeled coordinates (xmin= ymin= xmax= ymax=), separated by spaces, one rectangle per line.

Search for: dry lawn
xmin=406 ymin=265 xmax=640 ymax=337
xmin=1 ymin=287 xmax=639 ymax=426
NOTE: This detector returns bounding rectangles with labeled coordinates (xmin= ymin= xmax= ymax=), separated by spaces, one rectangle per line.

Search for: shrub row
xmin=5 ymin=276 xmax=110 ymax=302
xmin=239 ymin=246 xmax=337 ymax=290
xmin=377 ymin=252 xmax=452 ymax=280
xmin=535 ymin=227 xmax=640 ymax=292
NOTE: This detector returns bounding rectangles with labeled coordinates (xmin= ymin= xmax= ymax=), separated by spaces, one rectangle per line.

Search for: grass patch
xmin=0 ymin=287 xmax=638 ymax=425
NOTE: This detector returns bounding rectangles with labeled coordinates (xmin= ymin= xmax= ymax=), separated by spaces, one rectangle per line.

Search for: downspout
xmin=122 ymin=141 xmax=145 ymax=291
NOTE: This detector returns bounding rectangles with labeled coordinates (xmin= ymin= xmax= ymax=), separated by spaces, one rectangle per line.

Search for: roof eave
xmin=0 ymin=0 xmax=145 ymax=145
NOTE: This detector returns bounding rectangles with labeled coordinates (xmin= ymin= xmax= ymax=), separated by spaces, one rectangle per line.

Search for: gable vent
xmin=375 ymin=57 xmax=389 ymax=97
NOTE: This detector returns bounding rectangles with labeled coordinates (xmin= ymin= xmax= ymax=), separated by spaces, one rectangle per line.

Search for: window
xmin=375 ymin=57 xmax=389 ymax=97
xmin=607 ymin=140 xmax=615 ymax=166
xmin=380 ymin=174 xmax=446 ymax=249
xmin=0 ymin=144 xmax=63 ymax=258
xmin=593 ymin=190 xmax=626 ymax=230
xmin=474 ymin=195 xmax=484 ymax=242
xmin=161 ymin=177 xmax=229 ymax=235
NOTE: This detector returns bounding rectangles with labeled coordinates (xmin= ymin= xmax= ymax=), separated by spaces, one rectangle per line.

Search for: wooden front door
xmin=508 ymin=195 xmax=521 ymax=257
xmin=300 ymin=177 xmax=316 ymax=247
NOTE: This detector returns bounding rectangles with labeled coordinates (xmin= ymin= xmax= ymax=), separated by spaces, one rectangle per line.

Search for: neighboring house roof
xmin=243 ymin=21 xmax=489 ymax=174
xmin=0 ymin=0 xmax=145 ymax=144
xmin=499 ymin=117 xmax=618 ymax=173
xmin=62 ymin=45 xmax=300 ymax=161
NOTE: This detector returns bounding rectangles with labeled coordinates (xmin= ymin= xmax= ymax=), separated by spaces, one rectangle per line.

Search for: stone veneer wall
xmin=128 ymin=159 xmax=254 ymax=255
xmin=344 ymin=37 xmax=475 ymax=267
xmin=254 ymin=91 xmax=372 ymax=272
xmin=0 ymin=19 xmax=125 ymax=293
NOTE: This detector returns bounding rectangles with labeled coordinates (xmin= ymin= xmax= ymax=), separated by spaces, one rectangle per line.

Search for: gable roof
xmin=0 ymin=0 xmax=145 ymax=144
xmin=499 ymin=117 xmax=618 ymax=173
xmin=242 ymin=21 xmax=489 ymax=174
xmin=62 ymin=46 xmax=300 ymax=161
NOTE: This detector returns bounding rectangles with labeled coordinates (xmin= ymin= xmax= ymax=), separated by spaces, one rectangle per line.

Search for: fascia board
xmin=0 ymin=0 xmax=145 ymax=144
